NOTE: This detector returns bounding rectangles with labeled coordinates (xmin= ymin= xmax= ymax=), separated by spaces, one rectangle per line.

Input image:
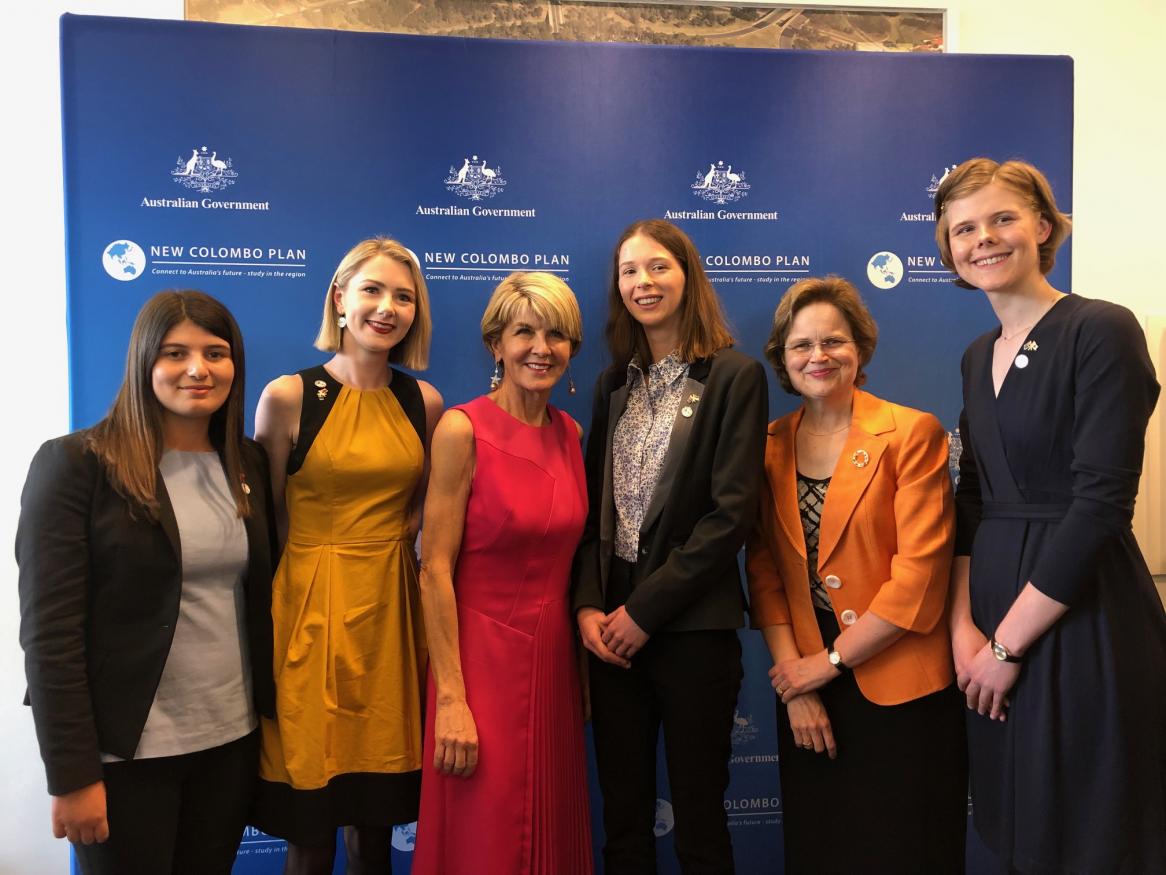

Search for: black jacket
xmin=572 ymin=348 xmax=768 ymax=634
xmin=16 ymin=432 xmax=277 ymax=795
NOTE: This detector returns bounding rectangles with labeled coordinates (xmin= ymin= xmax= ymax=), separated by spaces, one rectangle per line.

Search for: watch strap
xmin=828 ymin=642 xmax=851 ymax=674
xmin=990 ymin=638 xmax=1023 ymax=663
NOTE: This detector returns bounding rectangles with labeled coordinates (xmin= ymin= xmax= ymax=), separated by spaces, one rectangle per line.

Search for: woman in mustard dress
xmin=252 ymin=238 xmax=443 ymax=873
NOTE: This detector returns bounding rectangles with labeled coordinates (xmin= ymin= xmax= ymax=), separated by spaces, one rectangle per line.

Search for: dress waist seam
xmin=980 ymin=501 xmax=1070 ymax=521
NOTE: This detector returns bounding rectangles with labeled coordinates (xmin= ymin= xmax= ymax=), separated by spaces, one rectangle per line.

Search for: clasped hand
xmin=958 ymin=641 xmax=1018 ymax=721
xmin=576 ymin=606 xmax=646 ymax=667
xmin=770 ymin=650 xmax=837 ymax=704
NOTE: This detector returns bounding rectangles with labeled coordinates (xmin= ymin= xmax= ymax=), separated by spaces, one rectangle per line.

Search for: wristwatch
xmin=989 ymin=638 xmax=1023 ymax=664
xmin=827 ymin=643 xmax=850 ymax=673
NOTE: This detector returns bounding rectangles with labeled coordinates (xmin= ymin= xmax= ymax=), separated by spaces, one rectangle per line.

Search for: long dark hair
xmin=605 ymin=219 xmax=734 ymax=370
xmin=86 ymin=290 xmax=251 ymax=519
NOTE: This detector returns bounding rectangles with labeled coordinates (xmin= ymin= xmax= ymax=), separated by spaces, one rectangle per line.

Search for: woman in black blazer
xmin=17 ymin=290 xmax=276 ymax=875
xmin=573 ymin=219 xmax=767 ymax=874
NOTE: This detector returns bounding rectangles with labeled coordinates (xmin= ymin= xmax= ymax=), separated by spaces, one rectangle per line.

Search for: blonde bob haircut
xmin=764 ymin=275 xmax=878 ymax=396
xmin=934 ymin=158 xmax=1073 ymax=290
xmin=481 ymin=271 xmax=583 ymax=358
xmin=314 ymin=237 xmax=432 ymax=369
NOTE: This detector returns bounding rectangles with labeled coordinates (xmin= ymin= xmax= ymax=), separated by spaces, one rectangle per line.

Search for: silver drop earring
xmin=337 ymin=314 xmax=347 ymax=329
xmin=490 ymin=360 xmax=503 ymax=391
xmin=567 ymin=363 xmax=577 ymax=395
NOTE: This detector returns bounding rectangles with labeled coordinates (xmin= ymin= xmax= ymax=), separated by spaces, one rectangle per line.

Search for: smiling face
xmin=944 ymin=181 xmax=1052 ymax=295
xmin=151 ymin=318 xmax=235 ymax=428
xmin=783 ymin=302 xmax=859 ymax=404
xmin=491 ymin=306 xmax=572 ymax=395
xmin=333 ymin=254 xmax=417 ymax=354
xmin=617 ymin=233 xmax=686 ymax=350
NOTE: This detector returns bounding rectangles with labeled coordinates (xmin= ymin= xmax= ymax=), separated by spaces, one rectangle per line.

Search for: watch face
xmin=829 ymin=650 xmax=841 ymax=666
xmin=991 ymin=641 xmax=1008 ymax=661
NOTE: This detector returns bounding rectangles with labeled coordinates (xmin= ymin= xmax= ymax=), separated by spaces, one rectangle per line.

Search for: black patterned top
xmin=797 ymin=472 xmax=833 ymax=610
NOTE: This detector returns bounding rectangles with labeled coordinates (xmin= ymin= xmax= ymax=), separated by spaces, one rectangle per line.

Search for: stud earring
xmin=337 ymin=315 xmax=347 ymax=329
xmin=567 ymin=363 xmax=577 ymax=395
xmin=490 ymin=360 xmax=503 ymax=391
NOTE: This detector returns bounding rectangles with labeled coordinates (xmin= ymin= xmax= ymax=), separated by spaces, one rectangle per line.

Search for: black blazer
xmin=572 ymin=348 xmax=768 ymax=634
xmin=16 ymin=432 xmax=277 ymax=796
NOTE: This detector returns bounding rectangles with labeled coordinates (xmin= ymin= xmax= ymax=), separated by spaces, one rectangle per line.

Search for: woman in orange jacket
xmin=746 ymin=276 xmax=967 ymax=873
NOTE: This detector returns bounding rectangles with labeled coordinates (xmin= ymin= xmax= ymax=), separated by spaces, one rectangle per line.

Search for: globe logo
xmin=866 ymin=251 xmax=903 ymax=289
xmin=391 ymin=821 xmax=417 ymax=853
xmin=103 ymin=240 xmax=146 ymax=282
xmin=653 ymin=798 xmax=675 ymax=837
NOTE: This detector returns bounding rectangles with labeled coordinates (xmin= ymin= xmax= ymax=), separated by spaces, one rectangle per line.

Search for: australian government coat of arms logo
xmin=691 ymin=160 xmax=750 ymax=205
xmin=925 ymin=164 xmax=958 ymax=197
xmin=445 ymin=154 xmax=507 ymax=201
xmin=171 ymin=145 xmax=238 ymax=193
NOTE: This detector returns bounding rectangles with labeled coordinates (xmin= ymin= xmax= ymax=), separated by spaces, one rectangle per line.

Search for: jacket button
xmin=640 ymin=546 xmax=649 ymax=556
xmin=824 ymin=574 xmax=842 ymax=589
xmin=840 ymin=609 xmax=858 ymax=626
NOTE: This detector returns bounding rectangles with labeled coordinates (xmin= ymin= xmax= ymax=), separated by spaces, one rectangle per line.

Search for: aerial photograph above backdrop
xmin=185 ymin=1 xmax=945 ymax=52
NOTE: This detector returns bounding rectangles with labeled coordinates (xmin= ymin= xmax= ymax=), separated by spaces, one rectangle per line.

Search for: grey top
xmin=106 ymin=449 xmax=254 ymax=761
xmin=612 ymin=352 xmax=690 ymax=562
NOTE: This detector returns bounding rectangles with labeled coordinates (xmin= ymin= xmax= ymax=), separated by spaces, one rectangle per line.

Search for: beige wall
xmin=0 ymin=2 xmax=1162 ymax=870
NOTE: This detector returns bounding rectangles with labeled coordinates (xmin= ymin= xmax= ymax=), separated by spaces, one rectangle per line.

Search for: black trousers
xmin=590 ymin=561 xmax=743 ymax=874
xmin=75 ymin=730 xmax=259 ymax=875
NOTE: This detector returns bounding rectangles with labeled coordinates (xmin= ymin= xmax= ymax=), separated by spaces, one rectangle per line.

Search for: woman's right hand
xmin=433 ymin=699 xmax=479 ymax=778
xmin=951 ymin=619 xmax=989 ymax=691
xmin=786 ymin=692 xmax=837 ymax=759
xmin=576 ymin=607 xmax=630 ymax=668
xmin=51 ymin=780 xmax=108 ymax=844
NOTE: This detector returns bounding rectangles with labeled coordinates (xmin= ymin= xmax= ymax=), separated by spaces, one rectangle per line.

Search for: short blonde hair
xmin=764 ymin=276 xmax=878 ymax=395
xmin=934 ymin=158 xmax=1072 ymax=290
xmin=314 ymin=237 xmax=432 ymax=369
xmin=481 ymin=272 xmax=583 ymax=358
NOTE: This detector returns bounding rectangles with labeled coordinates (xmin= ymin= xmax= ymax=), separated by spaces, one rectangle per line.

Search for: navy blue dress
xmin=956 ymin=293 xmax=1166 ymax=874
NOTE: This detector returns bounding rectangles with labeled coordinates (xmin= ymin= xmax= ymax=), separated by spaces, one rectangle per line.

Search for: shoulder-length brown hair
xmin=934 ymin=157 xmax=1073 ymax=290
xmin=315 ymin=237 xmax=432 ymax=369
xmin=85 ymin=290 xmax=252 ymax=519
xmin=605 ymin=219 xmax=735 ymax=369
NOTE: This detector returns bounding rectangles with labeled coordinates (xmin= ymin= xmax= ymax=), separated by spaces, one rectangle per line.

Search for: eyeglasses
xmin=783 ymin=337 xmax=854 ymax=358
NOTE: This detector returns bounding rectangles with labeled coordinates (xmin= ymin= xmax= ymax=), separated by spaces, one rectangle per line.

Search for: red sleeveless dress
xmin=413 ymin=396 xmax=592 ymax=875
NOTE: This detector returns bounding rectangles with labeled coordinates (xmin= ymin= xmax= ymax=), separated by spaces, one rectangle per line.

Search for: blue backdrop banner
xmin=60 ymin=13 xmax=1071 ymax=873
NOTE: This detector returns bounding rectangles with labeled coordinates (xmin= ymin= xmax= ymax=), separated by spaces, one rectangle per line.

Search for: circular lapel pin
xmin=851 ymin=449 xmax=870 ymax=468
xmin=681 ymin=405 xmax=694 ymax=418
xmin=1014 ymin=354 xmax=1029 ymax=369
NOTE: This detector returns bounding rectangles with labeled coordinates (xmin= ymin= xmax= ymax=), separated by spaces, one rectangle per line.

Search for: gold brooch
xmin=317 ymin=388 xmax=329 ymax=400
xmin=1023 ymin=340 xmax=1038 ymax=352
xmin=851 ymin=449 xmax=870 ymax=468
xmin=688 ymin=393 xmax=700 ymax=404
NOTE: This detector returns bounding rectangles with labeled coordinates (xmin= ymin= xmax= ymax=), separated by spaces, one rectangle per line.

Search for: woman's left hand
xmin=963 ymin=642 xmax=1019 ymax=721
xmin=601 ymin=606 xmax=649 ymax=659
xmin=771 ymin=650 xmax=838 ymax=704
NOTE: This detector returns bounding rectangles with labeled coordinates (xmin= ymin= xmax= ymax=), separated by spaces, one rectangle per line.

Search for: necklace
xmin=998 ymin=296 xmax=1061 ymax=342
xmin=998 ymin=321 xmax=1038 ymax=342
xmin=801 ymin=422 xmax=851 ymax=436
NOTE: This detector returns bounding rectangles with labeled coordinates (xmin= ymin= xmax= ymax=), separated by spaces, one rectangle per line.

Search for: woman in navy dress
xmin=936 ymin=158 xmax=1165 ymax=873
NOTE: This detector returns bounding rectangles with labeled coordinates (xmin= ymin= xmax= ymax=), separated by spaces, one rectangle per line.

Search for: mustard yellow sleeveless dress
xmin=255 ymin=373 xmax=426 ymax=843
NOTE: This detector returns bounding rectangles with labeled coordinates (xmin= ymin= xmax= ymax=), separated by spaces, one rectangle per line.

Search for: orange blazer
xmin=746 ymin=389 xmax=955 ymax=706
